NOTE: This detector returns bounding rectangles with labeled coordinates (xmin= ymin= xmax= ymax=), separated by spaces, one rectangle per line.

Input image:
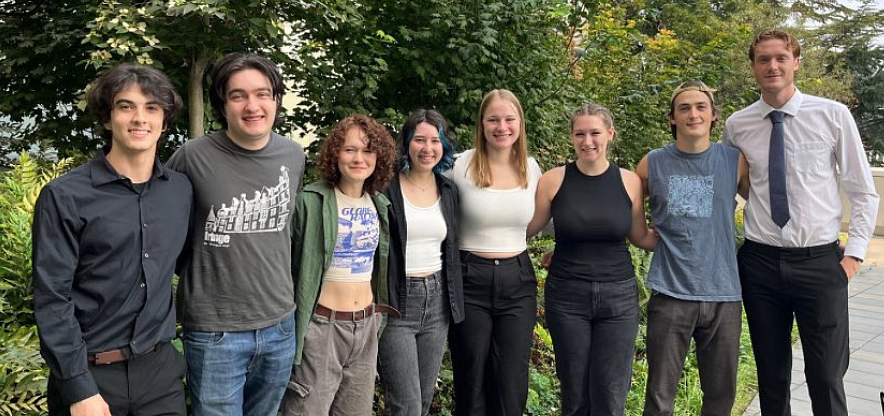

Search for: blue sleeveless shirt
xmin=646 ymin=142 xmax=741 ymax=301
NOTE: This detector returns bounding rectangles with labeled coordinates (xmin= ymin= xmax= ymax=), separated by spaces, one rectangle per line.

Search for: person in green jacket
xmin=284 ymin=114 xmax=399 ymax=416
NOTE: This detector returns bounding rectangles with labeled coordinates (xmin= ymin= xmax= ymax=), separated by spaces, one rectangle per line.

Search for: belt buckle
xmin=351 ymin=309 xmax=366 ymax=321
xmin=93 ymin=350 xmax=119 ymax=365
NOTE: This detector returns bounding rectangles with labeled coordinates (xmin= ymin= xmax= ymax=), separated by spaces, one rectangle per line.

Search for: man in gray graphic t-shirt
xmin=635 ymin=80 xmax=750 ymax=416
xmin=167 ymin=53 xmax=305 ymax=416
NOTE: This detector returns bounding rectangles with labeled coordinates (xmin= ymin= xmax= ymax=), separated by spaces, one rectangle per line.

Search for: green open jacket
xmin=291 ymin=180 xmax=391 ymax=365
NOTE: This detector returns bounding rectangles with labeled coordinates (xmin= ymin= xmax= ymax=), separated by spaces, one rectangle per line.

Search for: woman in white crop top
xmin=286 ymin=115 xmax=398 ymax=415
xmin=445 ymin=89 xmax=542 ymax=416
xmin=377 ymin=109 xmax=464 ymax=416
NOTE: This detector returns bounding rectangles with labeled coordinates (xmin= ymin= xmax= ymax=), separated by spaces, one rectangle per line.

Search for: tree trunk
xmin=188 ymin=50 xmax=210 ymax=138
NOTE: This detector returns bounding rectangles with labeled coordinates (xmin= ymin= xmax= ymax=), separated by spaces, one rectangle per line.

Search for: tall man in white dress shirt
xmin=722 ymin=29 xmax=879 ymax=416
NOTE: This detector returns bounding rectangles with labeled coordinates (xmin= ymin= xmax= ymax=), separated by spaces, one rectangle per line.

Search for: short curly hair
xmin=318 ymin=115 xmax=396 ymax=194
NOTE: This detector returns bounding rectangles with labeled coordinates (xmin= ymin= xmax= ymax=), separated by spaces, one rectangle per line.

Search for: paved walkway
xmin=741 ymin=238 xmax=884 ymax=416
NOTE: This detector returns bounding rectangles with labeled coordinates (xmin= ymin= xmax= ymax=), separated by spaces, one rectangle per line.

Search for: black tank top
xmin=549 ymin=162 xmax=634 ymax=282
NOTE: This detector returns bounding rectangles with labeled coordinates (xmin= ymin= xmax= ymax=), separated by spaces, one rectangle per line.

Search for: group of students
xmin=32 ymin=28 xmax=877 ymax=416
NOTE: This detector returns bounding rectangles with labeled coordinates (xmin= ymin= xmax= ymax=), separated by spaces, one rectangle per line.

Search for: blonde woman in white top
xmin=446 ymin=89 xmax=542 ymax=416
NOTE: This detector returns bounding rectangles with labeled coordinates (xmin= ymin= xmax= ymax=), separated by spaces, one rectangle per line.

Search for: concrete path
xmin=741 ymin=238 xmax=884 ymax=416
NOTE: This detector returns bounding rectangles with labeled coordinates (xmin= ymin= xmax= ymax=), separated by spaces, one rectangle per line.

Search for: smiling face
xmin=104 ymin=84 xmax=164 ymax=156
xmin=751 ymin=38 xmax=800 ymax=98
xmin=481 ymin=97 xmax=521 ymax=152
xmin=571 ymin=115 xmax=614 ymax=164
xmin=408 ymin=122 xmax=443 ymax=174
xmin=223 ymin=68 xmax=277 ymax=148
xmin=670 ymin=90 xmax=716 ymax=142
xmin=338 ymin=127 xmax=377 ymax=188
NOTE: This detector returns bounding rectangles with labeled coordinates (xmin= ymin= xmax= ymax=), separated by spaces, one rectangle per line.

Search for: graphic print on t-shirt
xmin=667 ymin=175 xmax=714 ymax=218
xmin=203 ymin=166 xmax=291 ymax=248
xmin=331 ymin=205 xmax=379 ymax=275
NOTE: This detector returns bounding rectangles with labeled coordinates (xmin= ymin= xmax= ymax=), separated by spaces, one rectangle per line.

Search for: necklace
xmin=403 ymin=172 xmax=435 ymax=193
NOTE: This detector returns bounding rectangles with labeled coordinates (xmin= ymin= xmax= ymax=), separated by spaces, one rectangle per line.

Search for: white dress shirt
xmin=722 ymin=89 xmax=879 ymax=260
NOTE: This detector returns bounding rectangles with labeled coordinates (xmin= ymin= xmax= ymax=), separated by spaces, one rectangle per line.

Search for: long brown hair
xmin=468 ymin=89 xmax=530 ymax=188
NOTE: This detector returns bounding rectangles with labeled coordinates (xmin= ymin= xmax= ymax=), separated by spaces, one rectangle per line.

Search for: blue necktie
xmin=768 ymin=110 xmax=790 ymax=228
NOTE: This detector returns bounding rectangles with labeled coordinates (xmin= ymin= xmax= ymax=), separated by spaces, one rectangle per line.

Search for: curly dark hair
xmin=318 ymin=114 xmax=396 ymax=194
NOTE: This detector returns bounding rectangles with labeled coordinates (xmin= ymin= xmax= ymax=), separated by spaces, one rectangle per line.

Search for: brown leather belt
xmin=315 ymin=303 xmax=402 ymax=321
xmin=88 ymin=344 xmax=158 ymax=365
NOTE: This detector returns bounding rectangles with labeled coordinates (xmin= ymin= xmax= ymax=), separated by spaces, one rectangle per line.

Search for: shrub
xmin=0 ymin=154 xmax=72 ymax=416
xmin=0 ymin=154 xmax=72 ymax=327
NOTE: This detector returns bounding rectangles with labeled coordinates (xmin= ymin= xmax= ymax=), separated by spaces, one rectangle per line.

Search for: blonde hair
xmin=468 ymin=89 xmax=530 ymax=188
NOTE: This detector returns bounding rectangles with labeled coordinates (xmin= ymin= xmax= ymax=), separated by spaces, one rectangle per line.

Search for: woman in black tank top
xmin=527 ymin=104 xmax=655 ymax=416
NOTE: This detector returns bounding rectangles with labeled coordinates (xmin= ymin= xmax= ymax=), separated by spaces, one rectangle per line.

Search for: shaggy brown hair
xmin=318 ymin=114 xmax=396 ymax=194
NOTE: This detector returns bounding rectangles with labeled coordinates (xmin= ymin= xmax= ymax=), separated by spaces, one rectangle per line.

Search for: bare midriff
xmin=317 ymin=281 xmax=374 ymax=311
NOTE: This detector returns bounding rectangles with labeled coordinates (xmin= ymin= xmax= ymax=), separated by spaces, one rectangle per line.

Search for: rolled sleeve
xmin=32 ymin=184 xmax=98 ymax=406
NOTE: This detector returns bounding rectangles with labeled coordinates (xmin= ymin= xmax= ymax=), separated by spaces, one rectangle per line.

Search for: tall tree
xmin=0 ymin=0 xmax=320 ymax=159
xmin=0 ymin=0 xmax=99 ymax=158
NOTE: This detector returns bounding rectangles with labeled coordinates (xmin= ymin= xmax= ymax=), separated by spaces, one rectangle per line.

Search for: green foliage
xmin=0 ymin=326 xmax=48 ymax=416
xmin=288 ymin=0 xmax=578 ymax=168
xmin=0 ymin=155 xmax=71 ymax=416
xmin=0 ymin=155 xmax=73 ymax=326
xmin=0 ymin=0 xmax=336 ymax=159
xmin=0 ymin=0 xmax=100 ymax=158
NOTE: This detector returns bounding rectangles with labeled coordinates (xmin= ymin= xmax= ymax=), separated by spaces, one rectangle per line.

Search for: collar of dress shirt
xmin=89 ymin=149 xmax=169 ymax=187
xmin=756 ymin=88 xmax=804 ymax=120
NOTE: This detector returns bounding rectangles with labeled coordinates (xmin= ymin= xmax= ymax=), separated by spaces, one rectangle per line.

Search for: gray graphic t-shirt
xmin=646 ymin=142 xmax=741 ymax=301
xmin=167 ymin=131 xmax=306 ymax=331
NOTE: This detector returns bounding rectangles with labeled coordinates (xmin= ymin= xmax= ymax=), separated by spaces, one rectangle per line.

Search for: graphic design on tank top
xmin=667 ymin=175 xmax=714 ymax=218
xmin=331 ymin=201 xmax=379 ymax=275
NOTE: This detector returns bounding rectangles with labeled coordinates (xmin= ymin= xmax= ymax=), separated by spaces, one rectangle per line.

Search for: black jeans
xmin=643 ymin=294 xmax=742 ymax=416
xmin=48 ymin=341 xmax=186 ymax=416
xmin=738 ymin=240 xmax=849 ymax=416
xmin=450 ymin=251 xmax=537 ymax=416
xmin=545 ymin=276 xmax=639 ymax=416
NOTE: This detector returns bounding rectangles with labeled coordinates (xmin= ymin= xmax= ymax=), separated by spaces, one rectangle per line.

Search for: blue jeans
xmin=378 ymin=272 xmax=451 ymax=416
xmin=545 ymin=276 xmax=639 ymax=416
xmin=184 ymin=313 xmax=296 ymax=416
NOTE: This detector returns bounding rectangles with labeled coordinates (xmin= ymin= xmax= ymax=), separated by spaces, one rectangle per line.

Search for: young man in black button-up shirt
xmin=32 ymin=64 xmax=192 ymax=416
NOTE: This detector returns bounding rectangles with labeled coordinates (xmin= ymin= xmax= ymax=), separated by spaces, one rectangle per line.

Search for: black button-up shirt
xmin=32 ymin=151 xmax=191 ymax=406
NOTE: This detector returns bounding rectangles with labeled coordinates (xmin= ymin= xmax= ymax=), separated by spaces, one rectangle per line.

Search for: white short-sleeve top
xmin=446 ymin=149 xmax=542 ymax=253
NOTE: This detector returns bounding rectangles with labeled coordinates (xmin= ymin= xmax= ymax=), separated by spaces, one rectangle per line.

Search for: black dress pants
xmin=450 ymin=251 xmax=537 ymax=416
xmin=48 ymin=341 xmax=186 ymax=416
xmin=738 ymin=240 xmax=849 ymax=416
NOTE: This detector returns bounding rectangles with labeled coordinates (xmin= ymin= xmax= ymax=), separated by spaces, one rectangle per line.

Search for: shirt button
xmin=494 ymin=260 xmax=500 ymax=265
xmin=140 ymin=283 xmax=146 ymax=288
xmin=143 ymin=223 xmax=147 ymax=228
xmin=143 ymin=252 xmax=149 ymax=258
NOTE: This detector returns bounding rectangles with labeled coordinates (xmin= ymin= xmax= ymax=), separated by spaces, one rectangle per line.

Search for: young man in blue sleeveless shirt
xmin=635 ymin=81 xmax=750 ymax=416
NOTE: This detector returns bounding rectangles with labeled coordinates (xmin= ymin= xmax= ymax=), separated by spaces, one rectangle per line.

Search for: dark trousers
xmin=643 ymin=294 xmax=742 ymax=416
xmin=738 ymin=240 xmax=849 ymax=416
xmin=450 ymin=251 xmax=537 ymax=416
xmin=48 ymin=341 xmax=186 ymax=416
xmin=546 ymin=276 xmax=639 ymax=416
